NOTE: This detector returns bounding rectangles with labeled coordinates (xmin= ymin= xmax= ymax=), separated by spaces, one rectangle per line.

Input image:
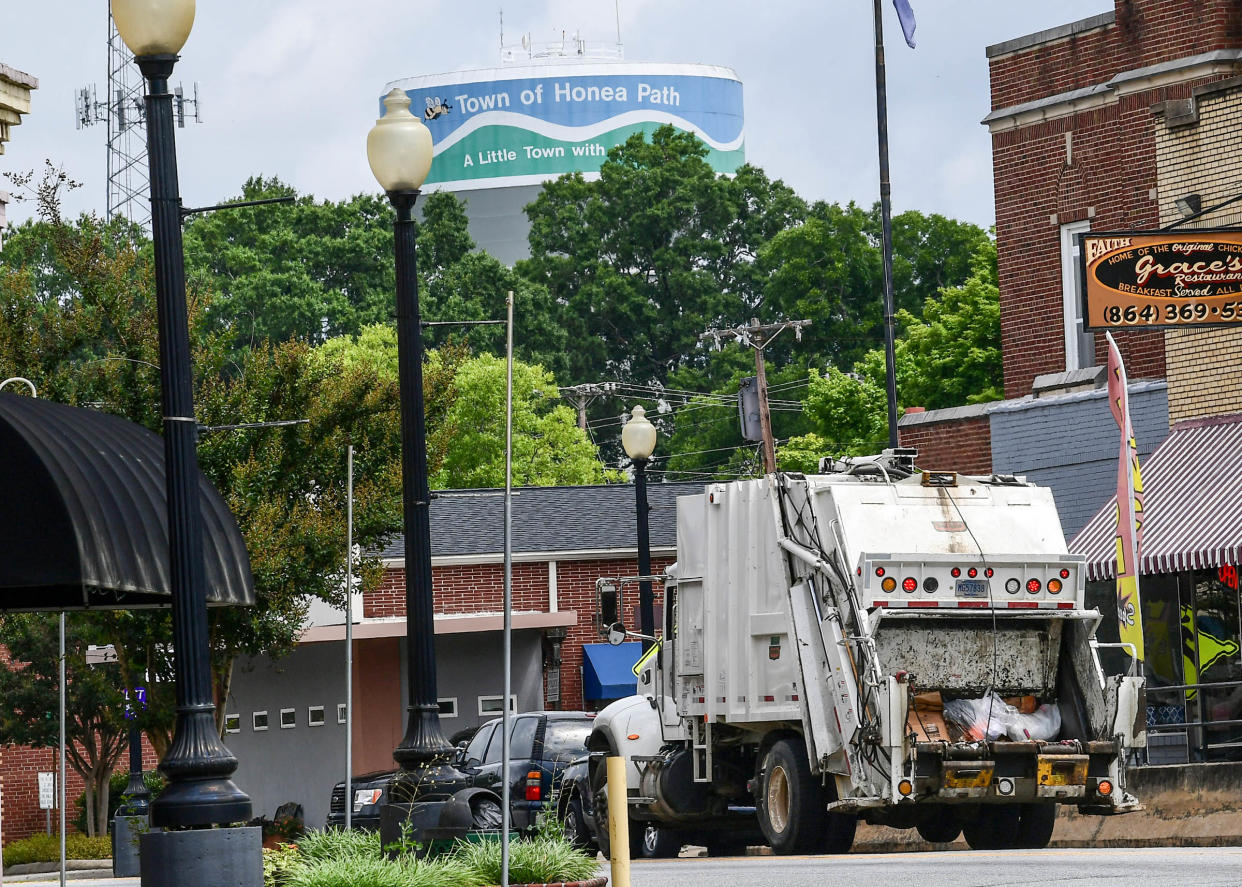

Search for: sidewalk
xmin=1 ymin=860 xmax=133 ymax=886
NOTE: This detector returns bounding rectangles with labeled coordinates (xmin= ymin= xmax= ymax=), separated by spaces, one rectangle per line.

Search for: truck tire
xmin=591 ymin=765 xmax=644 ymax=859
xmin=915 ymin=806 xmax=964 ymax=844
xmin=561 ymin=797 xmax=592 ymax=850
xmin=640 ymin=824 xmax=681 ymax=858
xmin=1013 ymin=803 xmax=1057 ymax=849
xmin=962 ymin=805 xmax=1021 ymax=850
xmin=757 ymin=737 xmax=827 ymax=855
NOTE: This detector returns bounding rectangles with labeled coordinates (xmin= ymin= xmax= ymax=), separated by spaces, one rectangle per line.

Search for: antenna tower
xmin=76 ymin=12 xmax=201 ymax=229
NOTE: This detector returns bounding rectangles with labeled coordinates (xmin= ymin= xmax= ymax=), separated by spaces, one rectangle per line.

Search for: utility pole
xmin=558 ymin=381 xmax=617 ymax=430
xmin=701 ymin=318 xmax=810 ymax=474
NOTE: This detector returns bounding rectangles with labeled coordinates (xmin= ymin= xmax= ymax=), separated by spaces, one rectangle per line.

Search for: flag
xmin=893 ymin=0 xmax=917 ymax=48
xmin=1106 ymin=331 xmax=1145 ymax=663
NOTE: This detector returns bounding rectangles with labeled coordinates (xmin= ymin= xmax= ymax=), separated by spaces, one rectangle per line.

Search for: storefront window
xmin=1191 ymin=566 xmax=1242 ymax=752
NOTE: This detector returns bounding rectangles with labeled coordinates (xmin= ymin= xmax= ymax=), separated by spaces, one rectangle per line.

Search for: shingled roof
xmin=379 ymin=481 xmax=704 ymax=560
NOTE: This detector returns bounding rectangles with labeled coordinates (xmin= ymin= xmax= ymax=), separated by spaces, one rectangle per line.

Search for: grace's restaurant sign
xmin=1080 ymin=230 xmax=1242 ymax=328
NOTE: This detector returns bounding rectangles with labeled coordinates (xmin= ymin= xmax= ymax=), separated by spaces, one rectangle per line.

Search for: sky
xmin=2 ymin=1 xmax=1112 ymax=231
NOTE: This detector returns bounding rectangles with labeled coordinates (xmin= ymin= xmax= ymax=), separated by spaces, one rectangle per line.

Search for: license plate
xmin=955 ymin=579 xmax=989 ymax=598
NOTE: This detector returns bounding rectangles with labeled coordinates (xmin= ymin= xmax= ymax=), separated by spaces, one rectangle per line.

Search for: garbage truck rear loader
xmin=588 ymin=450 xmax=1144 ymax=855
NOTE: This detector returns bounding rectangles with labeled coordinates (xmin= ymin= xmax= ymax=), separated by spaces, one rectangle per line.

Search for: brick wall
xmin=987 ymin=0 xmax=1242 ymax=398
xmin=1 ymin=737 xmax=158 ymax=843
xmin=898 ymin=414 xmax=992 ymax=475
xmin=1153 ymin=79 xmax=1242 ymax=424
xmin=374 ymin=555 xmax=673 ymax=713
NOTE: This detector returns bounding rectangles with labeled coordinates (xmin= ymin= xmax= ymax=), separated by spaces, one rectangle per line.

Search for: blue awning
xmin=582 ymin=642 xmax=642 ymax=702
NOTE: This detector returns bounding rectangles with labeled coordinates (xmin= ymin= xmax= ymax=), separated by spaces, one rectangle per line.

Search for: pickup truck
xmin=327 ymin=711 xmax=594 ymax=831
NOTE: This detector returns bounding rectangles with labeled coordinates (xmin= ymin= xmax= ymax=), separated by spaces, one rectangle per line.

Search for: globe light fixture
xmin=111 ymin=0 xmax=196 ymax=57
xmin=367 ymin=89 xmax=434 ymax=192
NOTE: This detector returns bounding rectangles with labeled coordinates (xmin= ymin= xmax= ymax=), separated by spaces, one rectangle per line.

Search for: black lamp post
xmin=622 ymin=406 xmax=658 ymax=652
xmin=367 ymin=89 xmax=465 ymax=792
xmin=111 ymin=0 xmax=250 ymax=828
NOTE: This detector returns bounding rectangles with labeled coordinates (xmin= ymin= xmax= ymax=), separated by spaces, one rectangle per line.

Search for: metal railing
xmin=1142 ymin=679 xmax=1242 ymax=764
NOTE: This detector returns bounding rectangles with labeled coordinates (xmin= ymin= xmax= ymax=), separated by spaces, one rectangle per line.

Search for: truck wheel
xmin=640 ymin=824 xmax=681 ymax=858
xmin=757 ymin=737 xmax=827 ymax=855
xmin=562 ymin=797 xmax=591 ymax=850
xmin=592 ymin=768 xmax=644 ymax=859
xmin=1013 ymin=803 xmax=1057 ymax=849
xmin=915 ymin=806 xmax=964 ymax=844
xmin=962 ymin=805 xmax=1020 ymax=850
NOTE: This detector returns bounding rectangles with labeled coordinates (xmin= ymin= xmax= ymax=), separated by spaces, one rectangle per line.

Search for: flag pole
xmin=872 ymin=0 xmax=900 ymax=448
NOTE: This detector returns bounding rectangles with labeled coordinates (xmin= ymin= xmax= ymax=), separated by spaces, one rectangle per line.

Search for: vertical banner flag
xmin=1106 ymin=331 xmax=1145 ymax=663
xmin=893 ymin=0 xmax=917 ymax=48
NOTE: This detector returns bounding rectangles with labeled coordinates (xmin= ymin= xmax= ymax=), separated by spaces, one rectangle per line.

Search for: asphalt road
xmin=9 ymin=846 xmax=1242 ymax=886
xmin=627 ymin=846 xmax=1242 ymax=887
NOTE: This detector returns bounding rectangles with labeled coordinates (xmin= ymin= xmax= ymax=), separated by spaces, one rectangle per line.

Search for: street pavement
xmin=8 ymin=845 xmax=1242 ymax=886
xmin=629 ymin=846 xmax=1242 ymax=887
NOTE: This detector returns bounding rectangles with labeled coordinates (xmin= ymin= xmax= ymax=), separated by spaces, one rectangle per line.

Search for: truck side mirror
xmin=597 ymin=579 xmax=621 ymax=636
xmin=607 ymin=623 xmax=627 ymax=646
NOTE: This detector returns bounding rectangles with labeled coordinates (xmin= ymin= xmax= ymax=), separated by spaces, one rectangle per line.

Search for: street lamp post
xmin=109 ymin=7 xmax=258 ymax=879
xmin=111 ymin=0 xmax=249 ymax=829
xmin=367 ymin=89 xmax=466 ymax=797
xmin=621 ymin=406 xmax=657 ymax=652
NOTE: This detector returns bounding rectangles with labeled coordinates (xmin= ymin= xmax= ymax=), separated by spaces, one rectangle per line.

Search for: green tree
xmin=317 ymin=328 xmax=611 ymax=488
xmin=520 ymin=126 xmax=807 ymax=387
xmin=431 ymin=354 xmax=617 ymax=489
xmin=181 ymin=176 xmax=397 ymax=348
xmin=0 ymin=191 xmax=456 ymax=758
xmin=779 ymin=238 xmax=1001 ymax=465
xmin=0 ymin=614 xmax=128 ymax=837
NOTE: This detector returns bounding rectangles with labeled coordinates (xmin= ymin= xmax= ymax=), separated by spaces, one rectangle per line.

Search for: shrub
xmin=73 ymin=769 xmax=166 ymax=834
xmin=280 ymin=828 xmax=598 ymax=887
xmin=452 ymin=834 xmax=599 ymax=886
xmin=295 ymin=827 xmax=382 ymax=863
xmin=282 ymin=855 xmax=484 ymax=887
xmin=3 ymin=833 xmax=113 ymax=867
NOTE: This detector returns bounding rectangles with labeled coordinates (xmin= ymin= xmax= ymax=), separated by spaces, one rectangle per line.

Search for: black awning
xmin=0 ymin=393 xmax=254 ymax=610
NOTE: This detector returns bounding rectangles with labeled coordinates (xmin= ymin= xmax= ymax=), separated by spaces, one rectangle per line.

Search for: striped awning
xmin=1070 ymin=413 xmax=1242 ymax=580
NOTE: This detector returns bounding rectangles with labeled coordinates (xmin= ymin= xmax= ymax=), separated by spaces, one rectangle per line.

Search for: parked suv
xmin=327 ymin=711 xmax=594 ymax=831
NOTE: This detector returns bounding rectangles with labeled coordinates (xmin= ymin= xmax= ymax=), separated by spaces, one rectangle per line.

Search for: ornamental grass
xmin=264 ymin=827 xmax=600 ymax=887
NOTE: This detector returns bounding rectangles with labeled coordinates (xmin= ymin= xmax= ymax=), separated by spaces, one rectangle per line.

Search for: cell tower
xmin=76 ymin=12 xmax=200 ymax=228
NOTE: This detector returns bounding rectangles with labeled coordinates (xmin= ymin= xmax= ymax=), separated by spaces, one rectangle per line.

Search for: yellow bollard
xmin=607 ymin=755 xmax=631 ymax=887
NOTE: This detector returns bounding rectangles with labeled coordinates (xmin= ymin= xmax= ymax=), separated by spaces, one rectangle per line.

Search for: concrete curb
xmin=5 ymin=859 xmax=112 ymax=875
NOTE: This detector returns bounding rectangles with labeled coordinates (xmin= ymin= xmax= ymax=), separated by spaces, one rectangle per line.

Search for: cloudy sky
xmin=3 ymin=1 xmax=1110 ymax=230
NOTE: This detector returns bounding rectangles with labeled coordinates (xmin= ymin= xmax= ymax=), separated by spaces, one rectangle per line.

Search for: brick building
xmin=898 ymin=0 xmax=1242 ymax=539
xmin=223 ymin=481 xmax=698 ymax=828
xmin=893 ymin=0 xmax=1242 ymax=764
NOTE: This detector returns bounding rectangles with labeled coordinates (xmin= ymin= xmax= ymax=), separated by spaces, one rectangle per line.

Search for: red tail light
xmin=1059 ymin=568 xmax=1070 ymax=579
xmin=967 ymin=567 xmax=978 ymax=578
xmin=525 ymin=770 xmax=542 ymax=802
xmin=902 ymin=577 xmax=917 ymax=592
xmin=1027 ymin=578 xmax=1042 ymax=593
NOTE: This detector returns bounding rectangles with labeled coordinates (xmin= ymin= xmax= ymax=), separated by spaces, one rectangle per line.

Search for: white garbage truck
xmin=585 ymin=450 xmax=1144 ymax=856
